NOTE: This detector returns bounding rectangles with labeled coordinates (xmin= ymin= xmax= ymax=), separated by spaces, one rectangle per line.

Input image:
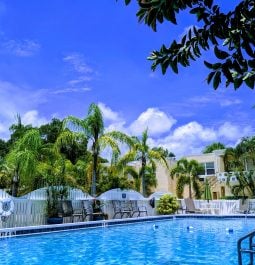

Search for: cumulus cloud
xmin=3 ymin=39 xmax=40 ymax=57
xmin=98 ymin=102 xmax=121 ymax=122
xmin=129 ymin=108 xmax=176 ymax=136
xmin=0 ymin=80 xmax=49 ymax=139
xmin=98 ymin=103 xmax=254 ymax=158
xmin=22 ymin=110 xmax=48 ymax=127
xmin=218 ymin=122 xmax=253 ymax=141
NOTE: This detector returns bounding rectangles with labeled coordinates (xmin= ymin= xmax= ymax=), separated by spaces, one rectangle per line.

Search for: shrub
xmin=157 ymin=194 xmax=179 ymax=215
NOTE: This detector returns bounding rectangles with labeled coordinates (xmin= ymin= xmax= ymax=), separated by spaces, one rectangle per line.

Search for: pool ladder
xmin=238 ymin=230 xmax=255 ymax=265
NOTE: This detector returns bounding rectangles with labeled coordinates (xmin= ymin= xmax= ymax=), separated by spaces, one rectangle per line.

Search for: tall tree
xmin=64 ymin=103 xmax=132 ymax=196
xmin=203 ymin=142 xmax=226 ymax=154
xmin=5 ymin=129 xmax=44 ymax=196
xmin=8 ymin=114 xmax=33 ymax=146
xmin=171 ymin=158 xmax=203 ymax=198
xmin=130 ymin=129 xmax=169 ymax=196
xmin=39 ymin=118 xmax=63 ymax=144
xmin=122 ymin=0 xmax=255 ymax=89
xmin=224 ymin=137 xmax=255 ymax=172
xmin=229 ymin=171 xmax=255 ymax=199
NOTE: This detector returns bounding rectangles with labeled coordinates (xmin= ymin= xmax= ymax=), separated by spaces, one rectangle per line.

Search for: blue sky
xmin=0 ymin=0 xmax=254 ymax=157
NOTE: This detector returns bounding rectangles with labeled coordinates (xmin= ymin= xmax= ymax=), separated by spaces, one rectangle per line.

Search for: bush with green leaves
xmin=157 ymin=194 xmax=179 ymax=215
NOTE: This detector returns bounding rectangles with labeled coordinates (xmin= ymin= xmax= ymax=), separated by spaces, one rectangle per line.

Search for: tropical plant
xmin=157 ymin=194 xmax=179 ymax=215
xmin=122 ymin=0 xmax=255 ymax=89
xmin=5 ymin=129 xmax=44 ymax=196
xmin=63 ymin=103 xmax=132 ymax=196
xmin=224 ymin=137 xmax=255 ymax=172
xmin=203 ymin=142 xmax=226 ymax=154
xmin=46 ymin=185 xmax=68 ymax=218
xmin=8 ymin=114 xmax=33 ymax=146
xmin=171 ymin=158 xmax=203 ymax=199
xmin=129 ymin=129 xmax=169 ymax=196
xmin=229 ymin=171 xmax=255 ymax=199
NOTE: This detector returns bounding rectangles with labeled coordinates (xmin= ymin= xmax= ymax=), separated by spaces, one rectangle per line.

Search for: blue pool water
xmin=0 ymin=218 xmax=254 ymax=265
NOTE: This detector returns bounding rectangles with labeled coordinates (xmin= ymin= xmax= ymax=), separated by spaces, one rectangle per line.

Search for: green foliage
xmin=224 ymin=136 xmax=255 ymax=172
xmin=0 ymin=139 xmax=9 ymax=159
xmin=203 ymin=142 xmax=226 ymax=154
xmin=46 ymin=185 xmax=68 ymax=217
xmin=157 ymin=194 xmax=179 ymax=215
xmin=229 ymin=171 xmax=255 ymax=199
xmin=131 ymin=129 xmax=169 ymax=196
xmin=64 ymin=103 xmax=133 ymax=196
xmin=171 ymin=158 xmax=202 ymax=199
xmin=8 ymin=114 xmax=33 ymax=146
xmin=122 ymin=0 xmax=255 ymax=89
xmin=39 ymin=118 xmax=63 ymax=144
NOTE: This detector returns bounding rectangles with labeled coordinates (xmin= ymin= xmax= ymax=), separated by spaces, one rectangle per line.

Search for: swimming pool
xmin=0 ymin=218 xmax=253 ymax=265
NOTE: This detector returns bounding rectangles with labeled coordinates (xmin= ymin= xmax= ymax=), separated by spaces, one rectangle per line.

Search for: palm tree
xmin=203 ymin=142 xmax=226 ymax=154
xmin=229 ymin=171 xmax=255 ymax=199
xmin=64 ymin=103 xmax=132 ymax=196
xmin=224 ymin=147 xmax=244 ymax=172
xmin=224 ymin=137 xmax=255 ymax=172
xmin=171 ymin=158 xmax=203 ymax=199
xmin=129 ymin=129 xmax=169 ymax=196
xmin=5 ymin=129 xmax=44 ymax=196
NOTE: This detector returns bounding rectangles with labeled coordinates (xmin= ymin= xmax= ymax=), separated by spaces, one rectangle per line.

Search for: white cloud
xmin=190 ymin=93 xmax=243 ymax=108
xmin=63 ymin=52 xmax=95 ymax=92
xmin=219 ymin=99 xmax=242 ymax=107
xmin=97 ymin=103 xmax=254 ymax=158
xmin=0 ymin=80 xmax=49 ymax=139
xmin=22 ymin=110 xmax=48 ymax=127
xmin=3 ymin=39 xmax=40 ymax=57
xmin=52 ymin=87 xmax=91 ymax=95
xmin=218 ymin=122 xmax=253 ymax=141
xmin=171 ymin=122 xmax=217 ymax=142
xmin=129 ymin=108 xmax=176 ymax=136
xmin=98 ymin=102 xmax=121 ymax=122
xmin=63 ymin=53 xmax=94 ymax=76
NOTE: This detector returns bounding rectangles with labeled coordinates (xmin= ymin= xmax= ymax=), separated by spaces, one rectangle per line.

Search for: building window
xmin=199 ymin=162 xmax=215 ymax=176
xmin=205 ymin=162 xmax=215 ymax=175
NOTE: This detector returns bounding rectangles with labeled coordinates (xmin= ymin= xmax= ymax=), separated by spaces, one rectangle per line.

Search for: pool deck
xmin=1 ymin=214 xmax=255 ymax=237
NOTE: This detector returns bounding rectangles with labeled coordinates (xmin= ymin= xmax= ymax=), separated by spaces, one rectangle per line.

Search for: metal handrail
xmin=237 ymin=230 xmax=255 ymax=265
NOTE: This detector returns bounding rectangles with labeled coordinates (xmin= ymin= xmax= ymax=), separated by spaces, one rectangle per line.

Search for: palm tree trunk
xmin=141 ymin=156 xmax=146 ymax=196
xmin=11 ymin=171 xmax=19 ymax=197
xmin=91 ymin=140 xmax=98 ymax=196
xmin=189 ymin=173 xmax=192 ymax=198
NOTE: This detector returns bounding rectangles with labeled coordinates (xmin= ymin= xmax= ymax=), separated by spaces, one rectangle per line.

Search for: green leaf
xmin=170 ymin=59 xmax=178 ymax=74
xmin=207 ymin=71 xmax=215 ymax=84
xmin=214 ymin=46 xmax=229 ymax=60
xmin=125 ymin=0 xmax=131 ymax=5
xmin=211 ymin=63 xmax=222 ymax=70
xmin=244 ymin=76 xmax=255 ymax=89
xmin=213 ymin=71 xmax=221 ymax=89
xmin=234 ymin=78 xmax=243 ymax=89
xmin=204 ymin=60 xmax=213 ymax=69
xmin=190 ymin=7 xmax=201 ymax=14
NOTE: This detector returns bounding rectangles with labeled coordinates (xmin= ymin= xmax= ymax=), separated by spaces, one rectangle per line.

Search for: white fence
xmin=0 ymin=187 xmax=249 ymax=229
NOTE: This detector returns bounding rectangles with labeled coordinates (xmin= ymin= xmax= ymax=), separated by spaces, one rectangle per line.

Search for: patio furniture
xmin=82 ymin=201 xmax=106 ymax=221
xmin=59 ymin=200 xmax=84 ymax=223
xmin=112 ymin=200 xmax=132 ymax=219
xmin=129 ymin=201 xmax=147 ymax=217
xmin=184 ymin=198 xmax=203 ymax=214
xmin=177 ymin=199 xmax=185 ymax=213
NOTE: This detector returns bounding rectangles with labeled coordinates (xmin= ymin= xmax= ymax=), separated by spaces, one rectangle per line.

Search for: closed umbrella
xmin=204 ymin=179 xmax=212 ymax=202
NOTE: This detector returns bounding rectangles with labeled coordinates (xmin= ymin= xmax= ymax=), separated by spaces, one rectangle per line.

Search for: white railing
xmin=194 ymin=199 xmax=240 ymax=214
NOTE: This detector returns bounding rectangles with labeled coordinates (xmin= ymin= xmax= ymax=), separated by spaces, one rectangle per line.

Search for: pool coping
xmin=1 ymin=214 xmax=255 ymax=237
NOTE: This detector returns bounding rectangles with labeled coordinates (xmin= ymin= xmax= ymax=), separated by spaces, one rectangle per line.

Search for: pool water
xmin=0 ymin=218 xmax=254 ymax=265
